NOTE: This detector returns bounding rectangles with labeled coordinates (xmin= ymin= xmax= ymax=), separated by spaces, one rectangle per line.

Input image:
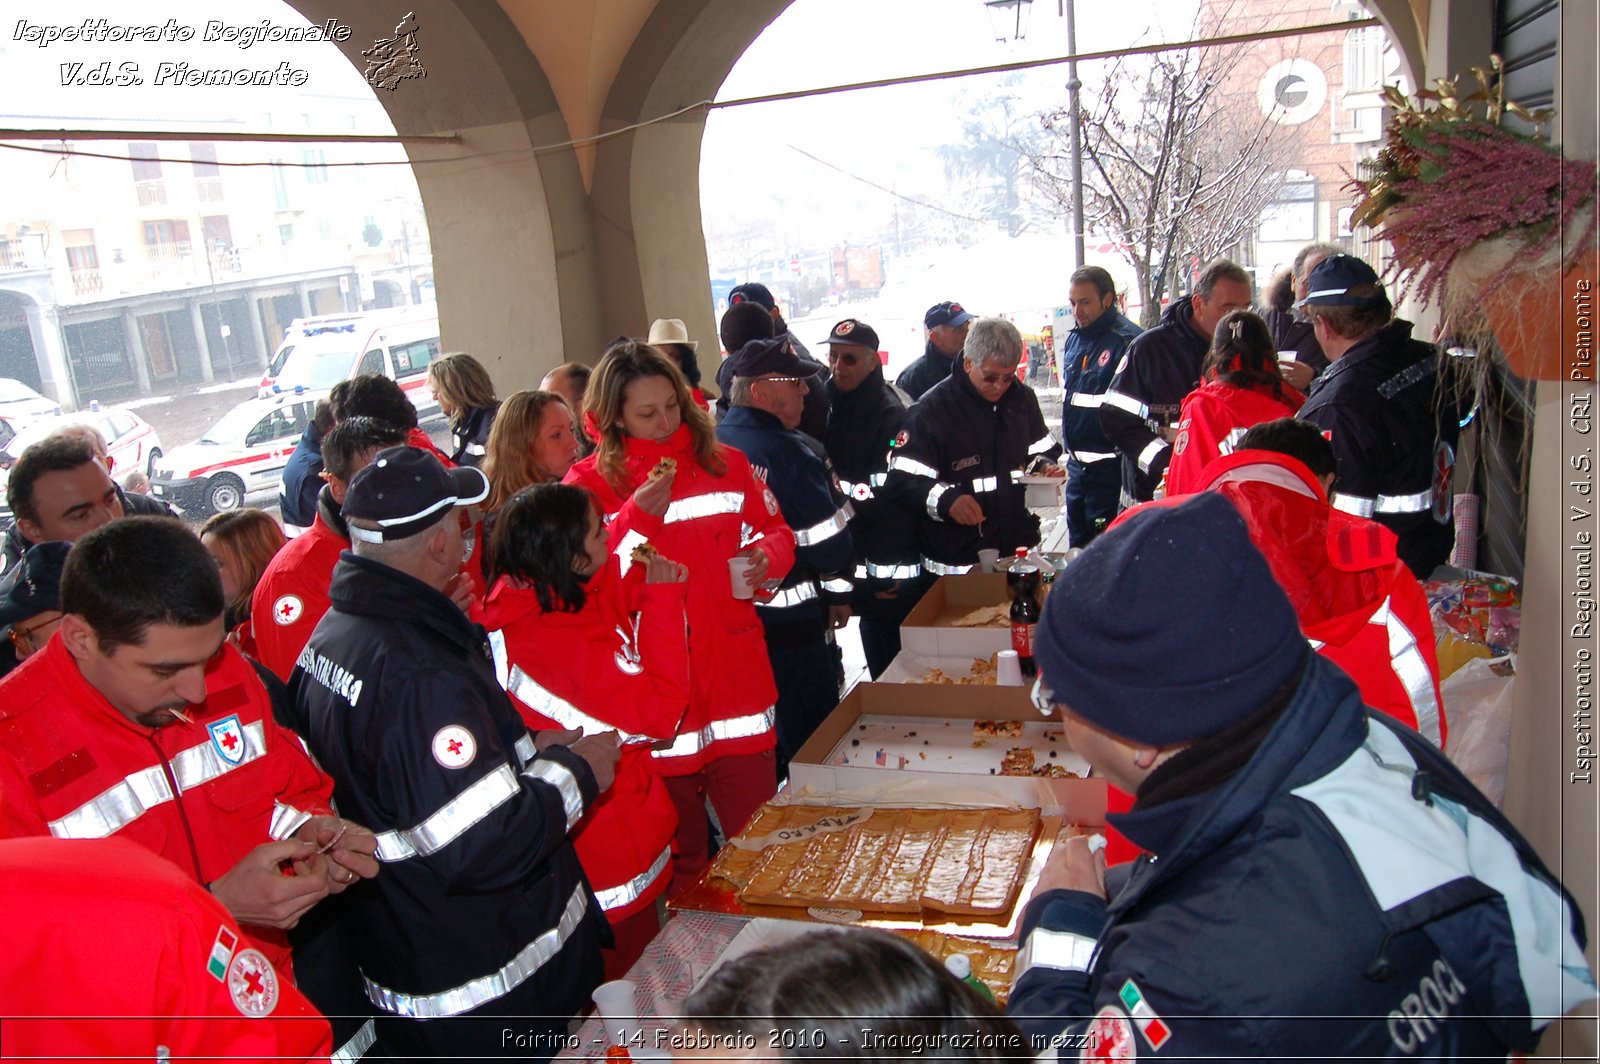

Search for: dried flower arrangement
xmin=1347 ymin=57 xmax=1597 ymax=379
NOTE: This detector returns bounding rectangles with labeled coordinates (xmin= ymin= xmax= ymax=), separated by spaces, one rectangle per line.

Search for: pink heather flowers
xmin=1360 ymin=120 xmax=1599 ymax=306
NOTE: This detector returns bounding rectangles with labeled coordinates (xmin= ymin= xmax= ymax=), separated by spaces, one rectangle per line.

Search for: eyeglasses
xmin=8 ymin=611 xmax=63 ymax=652
xmin=458 ymin=508 xmax=477 ymax=563
xmin=829 ymin=353 xmax=864 ymax=366
xmin=760 ymin=376 xmax=806 ymax=385
xmin=979 ymin=371 xmax=1017 ymax=387
xmin=1030 ymin=676 xmax=1057 ymax=717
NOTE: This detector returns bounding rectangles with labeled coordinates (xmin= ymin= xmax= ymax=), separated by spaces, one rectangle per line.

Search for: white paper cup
xmin=995 ymin=649 xmax=1024 ymax=686
xmin=728 ymin=556 xmax=755 ymax=599
xmin=1277 ymin=350 xmax=1298 ymax=363
xmin=977 ymin=548 xmax=1000 ymax=573
xmin=593 ymin=979 xmax=638 ymax=1047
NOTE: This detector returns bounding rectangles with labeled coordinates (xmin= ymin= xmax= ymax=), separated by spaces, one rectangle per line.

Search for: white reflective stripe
xmin=1014 ymin=927 xmax=1099 ymax=979
xmin=865 ymin=561 xmax=922 ymax=579
xmin=1028 ymin=434 xmax=1057 ymax=455
xmin=1375 ymin=488 xmax=1433 ymax=514
xmin=1217 ymin=428 xmax=1248 ymax=457
xmin=665 ymin=491 xmax=744 ymax=524
xmin=48 ymin=722 xmax=269 ymax=840
xmin=594 ymin=845 xmax=672 ymax=912
xmin=1119 ymin=488 xmax=1138 ymax=510
xmin=332 ymin=1018 xmax=377 ymax=1062
xmin=1101 ymin=390 xmax=1148 ymax=418
xmin=926 ymin=482 xmax=955 ymax=520
xmin=613 ymin=529 xmax=649 ymax=578
xmin=1306 ymin=636 xmax=1326 ymax=651
xmin=374 ymin=764 xmax=522 ymax=862
xmin=503 ymin=665 xmax=649 ymax=743
xmin=795 ymin=506 xmax=851 ymax=547
xmin=363 ymin=883 xmax=589 ymax=1019
xmin=854 ymin=564 xmax=869 ymax=578
xmin=821 ymin=577 xmax=853 ymax=593
xmin=760 ymin=581 xmax=819 ymax=609
xmin=269 ymin=802 xmax=314 ymax=842
xmin=1072 ymin=450 xmax=1118 ymax=464
xmin=513 ymin=732 xmax=537 ymax=768
xmin=1331 ymin=492 xmax=1376 ymax=518
xmin=1292 ymin=723 xmax=1598 ymax=1025
xmin=1068 ymin=392 xmax=1104 ymax=408
xmin=971 ymin=475 xmax=1000 ymax=493
xmin=1009 ymin=469 xmax=1026 ymax=483
xmin=465 ymin=443 xmax=487 ymax=457
xmin=525 ymin=759 xmax=585 ymax=831
xmin=651 ymin=707 xmax=775 ymax=761
xmin=1372 ymin=597 xmax=1443 ymax=746
xmin=888 ymin=454 xmax=939 ymax=478
xmin=1136 ymin=438 xmax=1168 ymax=474
xmin=922 ymin=557 xmax=973 ymax=576
xmin=869 ymin=473 xmax=887 ymax=486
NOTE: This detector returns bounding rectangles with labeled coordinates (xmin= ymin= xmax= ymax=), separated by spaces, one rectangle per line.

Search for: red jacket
xmin=0 ymin=836 xmax=332 ymax=1063
xmin=1165 ymin=380 xmax=1303 ymax=497
xmin=407 ymin=425 xmax=456 ymax=468
xmin=0 ymin=638 xmax=336 ymax=970
xmin=1119 ymin=451 xmax=1446 ymax=744
xmin=481 ymin=563 xmax=685 ymax=921
xmin=564 ymin=424 xmax=795 ymax=774
xmin=252 ymin=511 xmax=348 ymax=681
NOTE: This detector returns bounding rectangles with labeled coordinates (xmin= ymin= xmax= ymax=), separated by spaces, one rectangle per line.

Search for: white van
xmin=259 ymin=308 xmax=441 ymax=420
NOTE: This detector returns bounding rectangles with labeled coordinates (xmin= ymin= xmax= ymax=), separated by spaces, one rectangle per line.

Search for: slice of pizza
xmin=647 ymin=457 xmax=677 ymax=482
xmin=629 ymin=541 xmax=660 ymax=564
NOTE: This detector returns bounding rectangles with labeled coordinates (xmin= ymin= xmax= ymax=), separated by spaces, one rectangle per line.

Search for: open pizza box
xmin=789 ymin=681 xmax=1105 ymax=820
xmin=899 ymin=573 xmax=1017 ymax=657
xmin=876 ymin=648 xmax=1037 ymax=715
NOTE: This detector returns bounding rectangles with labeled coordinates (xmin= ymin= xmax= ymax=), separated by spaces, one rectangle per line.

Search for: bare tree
xmin=1026 ymin=36 xmax=1302 ymax=326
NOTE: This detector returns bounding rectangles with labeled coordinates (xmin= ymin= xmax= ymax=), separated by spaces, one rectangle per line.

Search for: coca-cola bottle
xmin=1008 ymin=548 xmax=1041 ymax=678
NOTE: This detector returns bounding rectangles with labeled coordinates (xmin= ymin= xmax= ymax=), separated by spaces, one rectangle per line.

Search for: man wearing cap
xmin=1099 ymin=260 xmax=1254 ymax=508
xmin=0 ymin=540 xmax=69 ymax=679
xmin=1008 ymin=494 xmax=1596 ymax=1058
xmin=821 ymin=318 xmax=922 ymax=677
xmin=717 ymin=337 xmax=855 ymax=773
xmin=1060 ymin=266 xmax=1143 ymax=546
xmin=896 ymin=300 xmax=974 ymax=401
xmin=725 ymin=283 xmax=832 ymax=439
xmin=882 ymin=317 xmax=1061 ymax=578
xmin=292 ymin=446 xmax=615 ymax=1057
xmin=252 ymin=417 xmax=408 ymax=681
xmin=1296 ymin=253 xmax=1462 ymax=578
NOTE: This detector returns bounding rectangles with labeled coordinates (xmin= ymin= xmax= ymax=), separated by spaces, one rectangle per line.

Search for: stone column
xmin=120 ymin=308 xmax=152 ymax=395
xmin=188 ymin=298 xmax=215 ymax=383
xmin=25 ymin=301 xmax=76 ymax=408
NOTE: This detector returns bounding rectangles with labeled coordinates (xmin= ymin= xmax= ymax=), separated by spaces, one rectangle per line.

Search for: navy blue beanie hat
xmin=1035 ymin=494 xmax=1306 ymax=746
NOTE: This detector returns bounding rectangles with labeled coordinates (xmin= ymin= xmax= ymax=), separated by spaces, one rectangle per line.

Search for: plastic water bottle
xmin=944 ymin=953 xmax=996 ymax=1003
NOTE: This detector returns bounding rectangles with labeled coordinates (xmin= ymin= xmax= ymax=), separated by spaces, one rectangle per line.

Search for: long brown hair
xmin=483 ymin=389 xmax=571 ymax=513
xmin=199 ymin=509 xmax=286 ymax=624
xmin=428 ymin=352 xmax=498 ymax=423
xmin=586 ymin=341 xmax=723 ymax=489
xmin=1203 ymin=310 xmax=1296 ymax=405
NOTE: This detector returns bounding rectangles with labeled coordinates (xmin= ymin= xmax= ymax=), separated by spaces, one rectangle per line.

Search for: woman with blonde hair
xmin=427 ymin=352 xmax=500 ymax=467
xmin=565 ymin=341 xmax=796 ymax=894
xmin=199 ymin=508 xmax=287 ymax=660
xmin=474 ymin=389 xmax=582 ymax=581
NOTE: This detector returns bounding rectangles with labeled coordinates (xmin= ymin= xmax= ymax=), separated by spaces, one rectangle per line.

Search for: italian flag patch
xmin=207 ymin=926 xmax=239 ymax=981
xmin=1118 ymin=980 xmax=1171 ymax=1050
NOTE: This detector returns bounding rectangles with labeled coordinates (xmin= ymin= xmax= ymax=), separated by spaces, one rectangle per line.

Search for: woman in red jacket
xmin=1165 ymin=310 xmax=1304 ymax=497
xmin=482 ymin=482 xmax=687 ymax=977
xmin=565 ymin=341 xmax=796 ymax=894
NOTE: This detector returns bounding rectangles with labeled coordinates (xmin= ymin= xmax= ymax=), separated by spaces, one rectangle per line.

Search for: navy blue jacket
xmin=278 ymin=423 xmax=324 ymax=530
xmin=823 ymin=370 xmax=920 ymax=608
xmin=448 ymin=403 xmax=498 ymax=468
xmin=881 ymin=366 xmax=1061 ymax=570
xmin=894 ymin=338 xmax=959 ymax=402
xmin=1008 ymin=654 xmax=1594 ymax=1060
xmin=1298 ymin=319 xmax=1461 ymax=578
xmin=291 ymin=553 xmax=605 ymax=1026
xmin=1099 ymin=299 xmax=1209 ymax=505
xmin=1060 ymin=307 xmax=1142 ymax=466
xmin=717 ymin=406 xmax=853 ymax=647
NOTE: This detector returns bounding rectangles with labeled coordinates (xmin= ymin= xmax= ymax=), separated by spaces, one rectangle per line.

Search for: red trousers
xmin=663 ymin=750 xmax=776 ymax=897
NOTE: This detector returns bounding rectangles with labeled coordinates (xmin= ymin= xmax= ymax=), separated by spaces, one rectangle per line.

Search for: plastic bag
xmin=1441 ymin=655 xmax=1516 ymax=807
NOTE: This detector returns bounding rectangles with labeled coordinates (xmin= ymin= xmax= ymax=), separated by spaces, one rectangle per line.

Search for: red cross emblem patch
xmin=1431 ymin=441 xmax=1455 ymax=524
xmin=431 ymin=725 xmax=477 ymax=769
xmin=272 ymin=594 xmax=304 ymax=626
xmin=207 ymin=715 xmax=246 ymax=766
xmin=227 ymin=948 xmax=280 ymax=1017
xmin=1083 ymin=1005 xmax=1138 ymax=1060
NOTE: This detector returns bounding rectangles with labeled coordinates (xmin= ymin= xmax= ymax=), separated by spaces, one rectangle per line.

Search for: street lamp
xmin=982 ymin=0 xmax=1033 ymax=42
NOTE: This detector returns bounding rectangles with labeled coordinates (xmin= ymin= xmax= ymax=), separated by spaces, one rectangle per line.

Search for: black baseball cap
xmin=925 ymin=301 xmax=974 ymax=329
xmin=728 ymin=283 xmax=777 ymax=310
xmin=821 ymin=318 xmax=881 ymax=353
xmin=0 ymin=541 xmax=70 ymax=626
xmin=342 ymin=446 xmax=489 ymax=542
xmin=1296 ymin=255 xmax=1388 ymax=309
xmin=726 ymin=337 xmax=805 ymax=378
